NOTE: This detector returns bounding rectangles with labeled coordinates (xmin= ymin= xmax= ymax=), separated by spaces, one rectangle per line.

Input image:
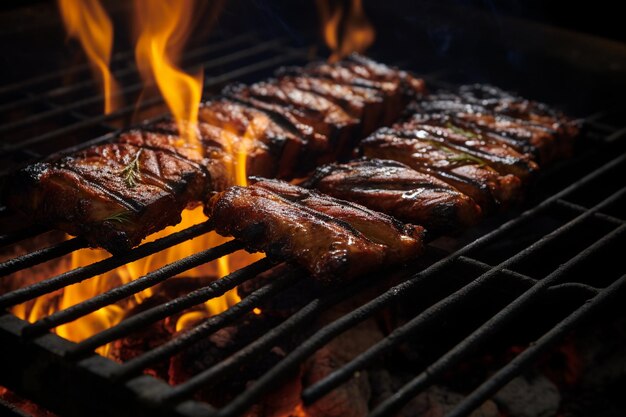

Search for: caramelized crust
xmin=6 ymin=140 xmax=209 ymax=253
xmin=305 ymin=159 xmax=482 ymax=232
xmin=360 ymin=128 xmax=523 ymax=211
xmin=206 ymin=180 xmax=424 ymax=281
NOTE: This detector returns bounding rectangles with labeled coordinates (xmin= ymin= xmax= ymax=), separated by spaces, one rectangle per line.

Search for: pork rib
xmin=206 ymin=180 xmax=425 ymax=281
xmin=304 ymin=158 xmax=482 ymax=232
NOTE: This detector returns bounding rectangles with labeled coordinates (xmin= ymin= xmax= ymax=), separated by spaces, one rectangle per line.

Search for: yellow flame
xmin=11 ymin=0 xmax=271 ymax=355
xmin=57 ymin=0 xmax=120 ymax=114
xmin=10 ymin=207 xmax=260 ymax=356
xmin=316 ymin=0 xmax=375 ymax=62
xmin=134 ymin=0 xmax=203 ymax=151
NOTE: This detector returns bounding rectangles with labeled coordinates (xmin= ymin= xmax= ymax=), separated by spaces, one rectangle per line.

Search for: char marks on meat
xmin=305 ymin=158 xmax=482 ymax=232
xmin=6 ymin=54 xmax=423 ymax=253
xmin=6 ymin=137 xmax=209 ymax=253
xmin=411 ymin=84 xmax=580 ymax=163
xmin=206 ymin=180 xmax=424 ymax=281
xmin=360 ymin=127 xmax=524 ymax=211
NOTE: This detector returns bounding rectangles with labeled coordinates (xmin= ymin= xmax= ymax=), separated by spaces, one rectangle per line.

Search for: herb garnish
xmin=120 ymin=149 xmax=142 ymax=188
xmin=104 ymin=211 xmax=133 ymax=224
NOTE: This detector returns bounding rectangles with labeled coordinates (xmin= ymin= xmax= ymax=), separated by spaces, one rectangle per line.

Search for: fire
xmin=134 ymin=0 xmax=203 ymax=151
xmin=11 ymin=0 xmax=265 ymax=358
xmin=57 ymin=0 xmax=120 ymax=114
xmin=11 ymin=207 xmax=255 ymax=356
xmin=316 ymin=0 xmax=375 ymax=62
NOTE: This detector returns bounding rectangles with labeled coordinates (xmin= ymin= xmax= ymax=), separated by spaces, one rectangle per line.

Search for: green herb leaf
xmin=104 ymin=211 xmax=133 ymax=225
xmin=447 ymin=152 xmax=486 ymax=166
xmin=445 ymin=122 xmax=480 ymax=139
xmin=120 ymin=149 xmax=142 ymax=188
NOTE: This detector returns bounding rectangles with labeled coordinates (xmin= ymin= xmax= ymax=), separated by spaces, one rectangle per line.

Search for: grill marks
xmin=304 ymin=159 xmax=482 ymax=232
xmin=207 ymin=179 xmax=425 ymax=281
xmin=5 ymin=54 xmax=423 ymax=253
xmin=355 ymin=85 xmax=579 ymax=212
xmin=360 ymin=128 xmax=524 ymax=210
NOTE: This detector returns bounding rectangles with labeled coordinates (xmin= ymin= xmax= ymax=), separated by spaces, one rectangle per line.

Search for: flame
xmin=316 ymin=0 xmax=375 ymax=62
xmin=11 ymin=206 xmax=263 ymax=356
xmin=134 ymin=0 xmax=203 ymax=151
xmin=57 ymin=0 xmax=120 ymax=114
xmin=10 ymin=0 xmax=267 ymax=358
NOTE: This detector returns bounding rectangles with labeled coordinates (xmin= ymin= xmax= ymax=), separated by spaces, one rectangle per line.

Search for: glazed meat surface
xmin=304 ymin=159 xmax=482 ymax=232
xmin=273 ymin=74 xmax=385 ymax=136
xmin=412 ymin=86 xmax=580 ymax=163
xmin=401 ymin=116 xmax=539 ymax=180
xmin=206 ymin=179 xmax=425 ymax=281
xmin=6 ymin=137 xmax=209 ymax=253
xmin=360 ymin=127 xmax=523 ymax=211
xmin=223 ymin=80 xmax=359 ymax=161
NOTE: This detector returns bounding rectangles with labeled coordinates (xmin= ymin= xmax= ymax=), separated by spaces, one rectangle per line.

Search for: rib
xmin=223 ymin=80 xmax=359 ymax=162
xmin=400 ymin=116 xmax=540 ymax=181
xmin=273 ymin=74 xmax=385 ymax=137
xmin=304 ymin=158 xmax=482 ymax=232
xmin=412 ymin=86 xmax=580 ymax=163
xmin=5 ymin=139 xmax=209 ymax=253
xmin=458 ymin=84 xmax=580 ymax=138
xmin=297 ymin=53 xmax=426 ymax=125
xmin=206 ymin=180 xmax=424 ymax=281
xmin=360 ymin=127 xmax=524 ymax=211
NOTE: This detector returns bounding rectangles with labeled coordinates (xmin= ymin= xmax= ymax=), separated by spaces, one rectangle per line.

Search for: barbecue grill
xmin=1 ymin=2 xmax=626 ymax=417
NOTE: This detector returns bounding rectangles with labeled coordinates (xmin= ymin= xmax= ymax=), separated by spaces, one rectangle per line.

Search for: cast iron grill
xmin=1 ymin=29 xmax=626 ymax=417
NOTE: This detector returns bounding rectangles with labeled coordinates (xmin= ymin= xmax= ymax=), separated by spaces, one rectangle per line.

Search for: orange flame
xmin=57 ymin=0 xmax=121 ymax=114
xmin=134 ymin=0 xmax=203 ymax=151
xmin=11 ymin=0 xmax=268 ymax=357
xmin=316 ymin=0 xmax=375 ymax=62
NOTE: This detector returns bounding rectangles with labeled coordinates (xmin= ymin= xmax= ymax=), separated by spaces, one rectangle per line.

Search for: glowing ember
xmin=134 ymin=0 xmax=204 ymax=151
xmin=57 ymin=0 xmax=121 ymax=114
xmin=316 ymin=0 xmax=375 ymax=62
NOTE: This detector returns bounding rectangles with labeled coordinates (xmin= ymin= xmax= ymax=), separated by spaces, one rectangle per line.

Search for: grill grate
xmin=1 ymin=29 xmax=626 ymax=417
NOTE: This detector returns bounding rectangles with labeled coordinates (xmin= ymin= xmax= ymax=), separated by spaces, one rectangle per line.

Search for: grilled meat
xmin=458 ymin=84 xmax=580 ymax=137
xmin=223 ymin=80 xmax=359 ymax=162
xmin=360 ymin=127 xmax=523 ymax=210
xmin=6 ymin=137 xmax=209 ymax=253
xmin=304 ymin=159 xmax=482 ymax=232
xmin=412 ymin=86 xmax=580 ymax=163
xmin=273 ymin=74 xmax=385 ymax=136
xmin=401 ymin=116 xmax=539 ymax=180
xmin=298 ymin=53 xmax=425 ymax=125
xmin=197 ymin=99 xmax=308 ymax=178
xmin=206 ymin=180 xmax=424 ymax=281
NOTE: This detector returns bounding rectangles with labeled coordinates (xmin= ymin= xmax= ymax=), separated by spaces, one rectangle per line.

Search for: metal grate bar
xmin=0 ymin=237 xmax=87 ymax=277
xmin=212 ymin=153 xmax=626 ymax=416
xmin=20 ymin=240 xmax=243 ymax=338
xmin=0 ymin=42 xmax=303 ymax=157
xmin=444 ymin=273 xmax=626 ymax=417
xmin=457 ymin=256 xmax=537 ymax=283
xmin=0 ymin=48 xmax=134 ymax=96
xmin=303 ymin=218 xmax=626 ymax=410
xmin=111 ymin=258 xmax=287 ymax=381
xmin=457 ymin=256 xmax=600 ymax=297
xmin=161 ymin=272 xmax=380 ymax=405
xmin=68 ymin=259 xmax=281 ymax=357
xmin=0 ymin=225 xmax=48 ymax=249
xmin=0 ymin=34 xmax=254 ymax=117
xmin=0 ymin=221 xmax=213 ymax=309
xmin=0 ymin=37 xmax=284 ymax=137
xmin=555 ymin=199 xmax=625 ymax=225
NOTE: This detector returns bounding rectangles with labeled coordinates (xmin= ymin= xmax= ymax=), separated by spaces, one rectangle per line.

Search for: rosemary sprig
xmin=120 ymin=149 xmax=142 ymax=188
xmin=445 ymin=122 xmax=480 ymax=139
xmin=448 ymin=152 xmax=486 ymax=166
xmin=104 ymin=211 xmax=133 ymax=224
